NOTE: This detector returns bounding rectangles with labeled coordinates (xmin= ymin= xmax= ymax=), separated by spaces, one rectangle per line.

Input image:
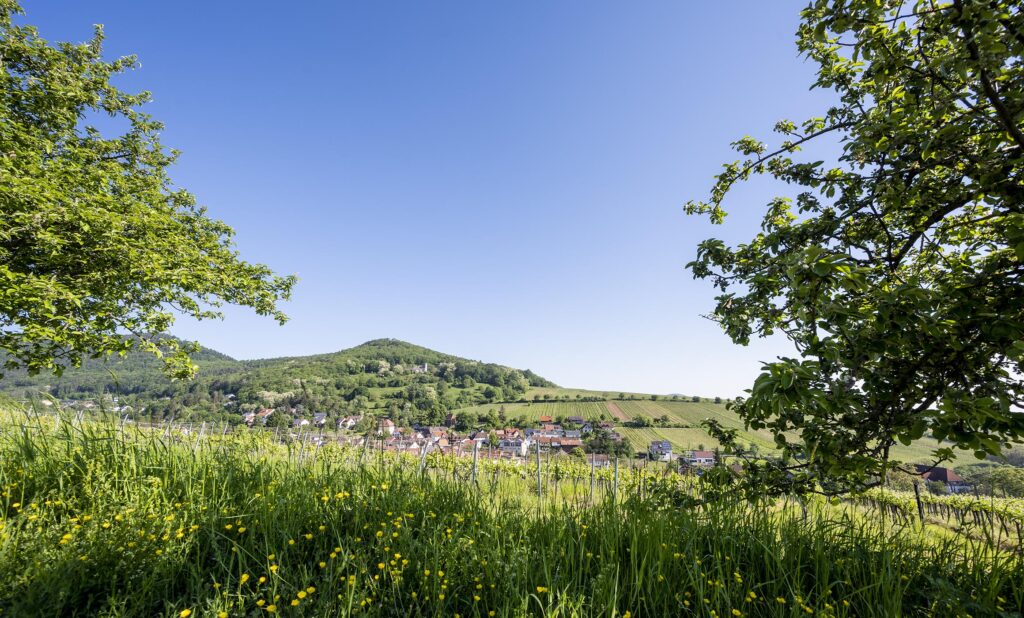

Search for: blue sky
xmin=26 ymin=1 xmax=835 ymax=397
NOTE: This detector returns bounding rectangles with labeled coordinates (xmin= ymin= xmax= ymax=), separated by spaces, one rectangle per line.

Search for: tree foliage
xmin=0 ymin=1 xmax=296 ymax=379
xmin=687 ymin=0 xmax=1024 ymax=493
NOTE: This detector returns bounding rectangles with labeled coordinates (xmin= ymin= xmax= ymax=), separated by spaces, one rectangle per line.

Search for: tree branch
xmin=954 ymin=0 xmax=1024 ymax=150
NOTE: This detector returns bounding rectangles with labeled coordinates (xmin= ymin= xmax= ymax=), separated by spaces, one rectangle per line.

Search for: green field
xmin=453 ymin=397 xmax=973 ymax=466
xmin=611 ymin=400 xmax=719 ymax=424
xmin=452 ymin=401 xmax=610 ymax=422
xmin=1 ymin=406 xmax=1021 ymax=616
xmin=616 ymin=426 xmax=722 ymax=452
xmin=521 ymin=387 xmax=709 ymax=401
xmin=615 ymin=425 xmax=967 ymax=465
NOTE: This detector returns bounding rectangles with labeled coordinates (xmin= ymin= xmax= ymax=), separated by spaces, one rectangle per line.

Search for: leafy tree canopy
xmin=687 ymin=0 xmax=1024 ymax=493
xmin=0 ymin=1 xmax=295 ymax=379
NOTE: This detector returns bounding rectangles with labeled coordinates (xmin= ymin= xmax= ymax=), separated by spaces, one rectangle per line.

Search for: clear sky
xmin=25 ymin=1 xmax=836 ymax=397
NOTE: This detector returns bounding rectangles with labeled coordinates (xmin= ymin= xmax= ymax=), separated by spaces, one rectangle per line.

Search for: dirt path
xmin=605 ymin=401 xmax=628 ymax=421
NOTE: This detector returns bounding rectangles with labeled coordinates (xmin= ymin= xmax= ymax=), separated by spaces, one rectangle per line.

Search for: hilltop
xmin=0 ymin=339 xmax=555 ymax=425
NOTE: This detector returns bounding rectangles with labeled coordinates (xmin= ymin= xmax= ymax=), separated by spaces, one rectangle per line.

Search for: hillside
xmin=0 ymin=341 xmax=241 ymax=398
xmin=0 ymin=338 xmax=976 ymax=466
xmin=0 ymin=338 xmax=556 ymax=426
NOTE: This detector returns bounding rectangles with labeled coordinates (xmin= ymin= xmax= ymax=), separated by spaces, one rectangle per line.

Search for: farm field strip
xmin=609 ymin=400 xmax=735 ymax=426
xmin=451 ymin=401 xmax=609 ymax=421
xmin=604 ymin=401 xmax=628 ymax=421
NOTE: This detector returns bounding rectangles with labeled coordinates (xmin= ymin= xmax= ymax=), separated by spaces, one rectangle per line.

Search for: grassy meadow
xmin=1 ymin=406 xmax=1022 ymax=617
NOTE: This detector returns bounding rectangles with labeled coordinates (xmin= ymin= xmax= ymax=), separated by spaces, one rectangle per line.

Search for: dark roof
xmin=914 ymin=465 xmax=966 ymax=484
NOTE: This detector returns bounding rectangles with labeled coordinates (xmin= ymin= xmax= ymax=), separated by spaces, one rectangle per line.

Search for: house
xmin=241 ymin=411 xmax=256 ymax=426
xmin=579 ymin=422 xmax=594 ymax=435
xmin=586 ymin=454 xmax=612 ymax=468
xmin=541 ymin=423 xmax=561 ymax=432
xmin=498 ymin=438 xmax=528 ymax=457
xmin=915 ymin=465 xmax=972 ymax=493
xmin=563 ymin=430 xmax=582 ymax=439
xmin=337 ymin=415 xmax=362 ymax=431
xmin=566 ymin=416 xmax=586 ymax=425
xmin=598 ymin=421 xmax=615 ymax=430
xmin=534 ymin=436 xmax=559 ymax=447
xmin=255 ymin=408 xmax=274 ymax=426
xmin=538 ymin=415 xmax=553 ymax=423
xmin=456 ymin=439 xmax=478 ymax=455
xmin=532 ymin=436 xmax=582 ymax=451
xmin=648 ymin=440 xmax=673 ymax=461
xmin=312 ymin=413 xmax=327 ymax=428
xmin=379 ymin=419 xmax=397 ymax=436
xmin=686 ymin=450 xmax=717 ymax=466
xmin=293 ymin=418 xmax=310 ymax=428
xmin=558 ymin=438 xmax=584 ymax=453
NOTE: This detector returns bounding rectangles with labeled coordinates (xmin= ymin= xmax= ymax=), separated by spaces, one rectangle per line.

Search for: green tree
xmin=0 ymin=3 xmax=295 ymax=379
xmin=687 ymin=0 xmax=1024 ymax=493
xmin=455 ymin=411 xmax=478 ymax=432
xmin=265 ymin=411 xmax=292 ymax=430
xmin=988 ymin=466 xmax=1024 ymax=497
xmin=352 ymin=416 xmax=376 ymax=435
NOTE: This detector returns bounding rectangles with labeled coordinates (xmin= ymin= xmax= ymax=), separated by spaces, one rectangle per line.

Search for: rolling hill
xmin=0 ymin=338 xmax=972 ymax=465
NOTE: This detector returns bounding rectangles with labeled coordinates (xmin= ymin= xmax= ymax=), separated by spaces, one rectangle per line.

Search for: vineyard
xmin=450 ymin=401 xmax=610 ymax=422
xmin=851 ymin=489 xmax=1024 ymax=548
xmin=1 ymin=405 xmax=1023 ymax=616
xmin=615 ymin=426 xmax=721 ymax=452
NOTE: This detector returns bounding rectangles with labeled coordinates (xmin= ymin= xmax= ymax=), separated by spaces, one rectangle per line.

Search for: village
xmin=42 ymin=395 xmax=974 ymax=492
xmin=240 ymin=407 xmax=722 ymax=471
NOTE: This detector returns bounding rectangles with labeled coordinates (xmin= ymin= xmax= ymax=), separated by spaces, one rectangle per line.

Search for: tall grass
xmin=0 ymin=409 xmax=1021 ymax=617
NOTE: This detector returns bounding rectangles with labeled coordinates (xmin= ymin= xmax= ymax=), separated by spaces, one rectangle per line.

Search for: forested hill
xmin=0 ymin=338 xmax=557 ymax=425
xmin=0 ymin=342 xmax=240 ymax=393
